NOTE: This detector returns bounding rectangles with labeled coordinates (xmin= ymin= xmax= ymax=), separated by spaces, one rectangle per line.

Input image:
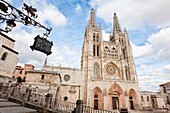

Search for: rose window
xmin=106 ymin=64 xmax=116 ymax=75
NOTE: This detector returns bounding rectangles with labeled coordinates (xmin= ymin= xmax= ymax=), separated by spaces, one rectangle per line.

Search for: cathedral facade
xmin=80 ymin=8 xmax=139 ymax=110
xmin=26 ymin=9 xmax=141 ymax=111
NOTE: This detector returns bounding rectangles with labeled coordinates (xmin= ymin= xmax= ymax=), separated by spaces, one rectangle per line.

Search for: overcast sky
xmin=4 ymin=0 xmax=170 ymax=92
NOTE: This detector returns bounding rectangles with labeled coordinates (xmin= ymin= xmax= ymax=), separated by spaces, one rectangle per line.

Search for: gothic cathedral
xmin=35 ymin=8 xmax=140 ymax=111
xmin=81 ymin=8 xmax=139 ymax=110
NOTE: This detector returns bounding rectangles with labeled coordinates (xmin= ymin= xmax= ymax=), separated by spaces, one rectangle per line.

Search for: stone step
xmin=0 ymin=106 xmax=37 ymax=113
xmin=0 ymin=101 xmax=20 ymax=108
xmin=0 ymin=98 xmax=8 ymax=102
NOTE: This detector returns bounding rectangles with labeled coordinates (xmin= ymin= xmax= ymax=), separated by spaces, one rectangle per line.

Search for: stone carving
xmin=106 ymin=64 xmax=116 ymax=75
xmin=103 ymin=46 xmax=118 ymax=59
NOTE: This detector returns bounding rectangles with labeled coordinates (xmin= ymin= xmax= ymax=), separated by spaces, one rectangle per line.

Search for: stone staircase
xmin=0 ymin=98 xmax=37 ymax=113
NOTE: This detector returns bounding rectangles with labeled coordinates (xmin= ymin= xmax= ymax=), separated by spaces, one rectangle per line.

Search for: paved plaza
xmin=0 ymin=98 xmax=37 ymax=113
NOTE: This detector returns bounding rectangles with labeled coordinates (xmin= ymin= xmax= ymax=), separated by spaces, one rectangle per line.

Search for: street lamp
xmin=5 ymin=19 xmax=16 ymax=32
xmin=0 ymin=0 xmax=53 ymax=55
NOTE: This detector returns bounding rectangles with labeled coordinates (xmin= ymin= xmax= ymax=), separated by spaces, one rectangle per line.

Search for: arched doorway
xmin=129 ymin=89 xmax=138 ymax=110
xmin=92 ymin=87 xmax=104 ymax=109
xmin=108 ymin=83 xmax=124 ymax=110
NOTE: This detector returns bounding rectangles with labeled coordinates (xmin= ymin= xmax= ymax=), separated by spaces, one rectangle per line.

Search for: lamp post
xmin=78 ymin=85 xmax=81 ymax=100
xmin=0 ymin=0 xmax=53 ymax=55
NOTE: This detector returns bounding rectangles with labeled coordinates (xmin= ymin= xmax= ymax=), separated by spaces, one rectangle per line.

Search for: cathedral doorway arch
xmin=129 ymin=89 xmax=138 ymax=110
xmin=92 ymin=87 xmax=104 ymax=109
xmin=108 ymin=83 xmax=124 ymax=110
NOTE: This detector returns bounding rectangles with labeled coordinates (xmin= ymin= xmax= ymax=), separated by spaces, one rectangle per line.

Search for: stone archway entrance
xmin=108 ymin=83 xmax=124 ymax=110
xmin=129 ymin=89 xmax=138 ymax=110
xmin=92 ymin=87 xmax=104 ymax=110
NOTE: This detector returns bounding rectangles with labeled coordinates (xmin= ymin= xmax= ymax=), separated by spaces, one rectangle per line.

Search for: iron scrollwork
xmin=0 ymin=0 xmax=52 ymax=36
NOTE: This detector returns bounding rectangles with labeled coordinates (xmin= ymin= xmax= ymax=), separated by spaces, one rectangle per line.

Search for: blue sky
xmin=4 ymin=0 xmax=170 ymax=92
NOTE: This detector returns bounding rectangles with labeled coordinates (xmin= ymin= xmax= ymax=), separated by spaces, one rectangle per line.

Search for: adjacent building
xmin=13 ymin=64 xmax=34 ymax=80
xmin=159 ymin=81 xmax=170 ymax=109
xmin=0 ymin=32 xmax=19 ymax=82
xmin=140 ymin=91 xmax=165 ymax=110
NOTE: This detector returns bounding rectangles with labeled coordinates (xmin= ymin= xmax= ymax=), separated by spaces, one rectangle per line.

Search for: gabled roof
xmin=159 ymin=81 xmax=170 ymax=86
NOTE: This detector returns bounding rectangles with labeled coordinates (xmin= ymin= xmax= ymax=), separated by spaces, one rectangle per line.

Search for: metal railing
xmin=53 ymin=99 xmax=76 ymax=112
xmin=0 ymin=82 xmax=118 ymax=113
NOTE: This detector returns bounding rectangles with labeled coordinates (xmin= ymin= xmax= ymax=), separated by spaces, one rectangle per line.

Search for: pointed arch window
xmin=96 ymin=34 xmax=99 ymax=42
xmin=1 ymin=52 xmax=8 ymax=61
xmin=94 ymin=64 xmax=99 ymax=79
xmin=94 ymin=91 xmax=99 ymax=110
xmin=93 ymin=45 xmax=95 ymax=56
xmin=125 ymin=66 xmax=130 ymax=80
xmin=141 ymin=96 xmax=144 ymax=102
xmin=123 ymin=49 xmax=126 ymax=59
xmin=93 ymin=33 xmax=95 ymax=42
xmin=97 ymin=45 xmax=99 ymax=57
xmin=147 ymin=96 xmax=149 ymax=102
xmin=41 ymin=75 xmax=45 ymax=80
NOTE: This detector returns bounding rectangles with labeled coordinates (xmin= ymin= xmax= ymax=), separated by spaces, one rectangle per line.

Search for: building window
xmin=147 ymin=96 xmax=149 ymax=102
xmin=64 ymin=96 xmax=68 ymax=101
xmin=97 ymin=45 xmax=99 ymax=57
xmin=94 ymin=64 xmax=99 ymax=79
xmin=123 ymin=49 xmax=126 ymax=59
xmin=96 ymin=34 xmax=99 ymax=42
xmin=163 ymin=87 xmax=167 ymax=93
xmin=125 ymin=66 xmax=129 ymax=80
xmin=1 ymin=52 xmax=7 ymax=61
xmin=64 ymin=74 xmax=70 ymax=81
xmin=93 ymin=33 xmax=95 ymax=41
xmin=141 ymin=96 xmax=144 ymax=102
xmin=94 ymin=92 xmax=98 ymax=110
xmin=152 ymin=99 xmax=154 ymax=103
xmin=93 ymin=45 xmax=95 ymax=56
xmin=19 ymin=70 xmax=22 ymax=74
xmin=41 ymin=75 xmax=45 ymax=80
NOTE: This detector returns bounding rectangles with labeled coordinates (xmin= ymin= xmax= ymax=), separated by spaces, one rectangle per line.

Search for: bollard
xmin=76 ymin=100 xmax=83 ymax=113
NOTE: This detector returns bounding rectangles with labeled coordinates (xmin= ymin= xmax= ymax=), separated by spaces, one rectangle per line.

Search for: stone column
xmin=76 ymin=100 xmax=83 ymax=113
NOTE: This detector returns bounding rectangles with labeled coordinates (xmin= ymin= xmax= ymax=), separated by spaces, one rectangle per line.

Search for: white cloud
xmin=102 ymin=30 xmax=110 ymax=41
xmin=7 ymin=26 xmax=46 ymax=68
xmin=132 ymin=27 xmax=170 ymax=91
xmin=131 ymin=42 xmax=155 ymax=58
xmin=138 ymin=64 xmax=170 ymax=92
xmin=89 ymin=0 xmax=170 ymax=29
xmin=75 ymin=4 xmax=82 ymax=13
xmin=132 ymin=27 xmax=170 ymax=60
xmin=47 ymin=45 xmax=80 ymax=68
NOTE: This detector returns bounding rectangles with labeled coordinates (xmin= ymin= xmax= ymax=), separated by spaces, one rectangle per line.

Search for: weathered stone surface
xmin=0 ymin=98 xmax=8 ymax=102
xmin=0 ymin=107 xmax=37 ymax=113
xmin=0 ymin=101 xmax=20 ymax=107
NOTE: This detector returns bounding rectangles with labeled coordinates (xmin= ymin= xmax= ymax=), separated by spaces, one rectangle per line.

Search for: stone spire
xmin=113 ymin=13 xmax=122 ymax=35
xmin=87 ymin=8 xmax=97 ymax=29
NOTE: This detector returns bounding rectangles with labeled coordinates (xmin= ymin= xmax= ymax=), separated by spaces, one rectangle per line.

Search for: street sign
xmin=30 ymin=35 xmax=53 ymax=55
